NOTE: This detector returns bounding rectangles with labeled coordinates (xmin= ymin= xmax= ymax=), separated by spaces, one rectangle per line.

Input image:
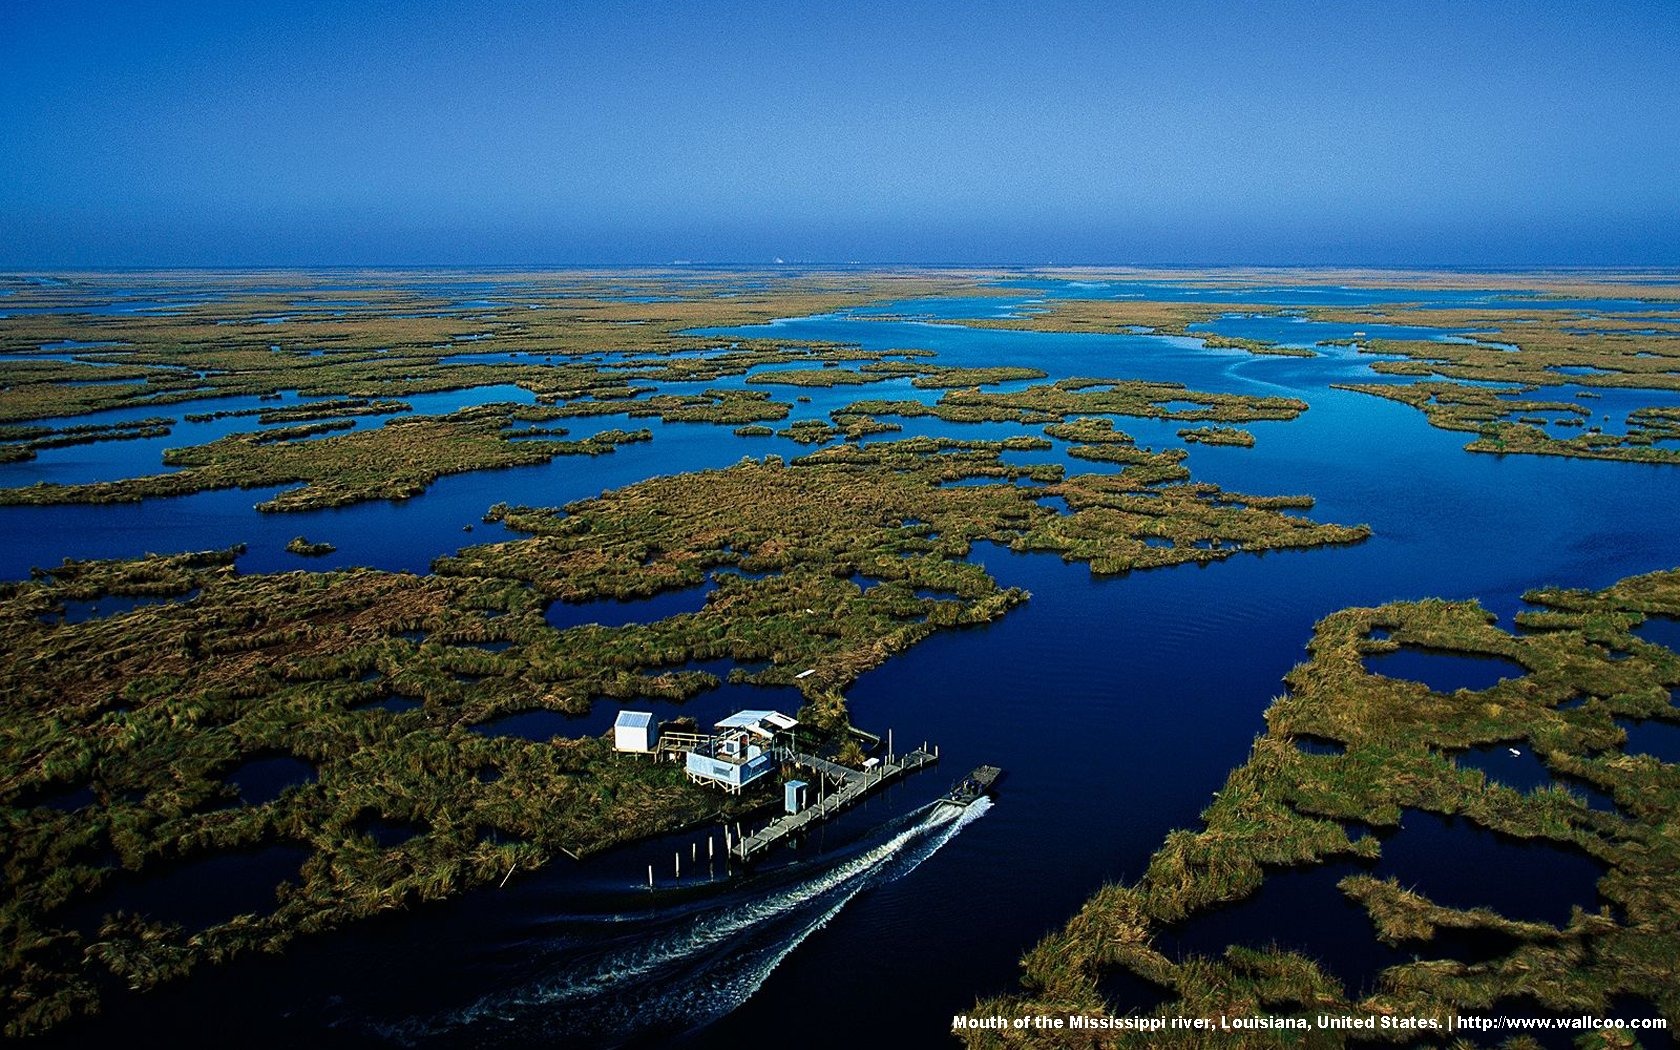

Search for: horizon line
xmin=6 ymin=261 xmax=1680 ymax=274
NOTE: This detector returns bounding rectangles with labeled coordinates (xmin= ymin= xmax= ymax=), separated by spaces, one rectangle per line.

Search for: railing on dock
xmin=728 ymin=746 xmax=938 ymax=863
xmin=653 ymin=731 xmax=710 ymax=758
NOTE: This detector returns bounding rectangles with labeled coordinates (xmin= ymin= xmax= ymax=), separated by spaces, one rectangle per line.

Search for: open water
xmin=9 ymin=271 xmax=1677 ymax=1047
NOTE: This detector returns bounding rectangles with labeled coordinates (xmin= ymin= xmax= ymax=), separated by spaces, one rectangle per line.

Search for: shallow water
xmin=1378 ymin=810 xmax=1604 ymax=926
xmin=224 ymin=755 xmax=318 ymax=806
xmin=1365 ymin=647 xmax=1527 ymax=693
xmin=1617 ymin=717 xmax=1680 ymax=763
xmin=1159 ymin=807 xmax=1607 ymax=1001
xmin=68 ymin=845 xmax=312 ymax=937
xmin=1455 ymin=743 xmax=1617 ymax=812
xmin=543 ymin=578 xmax=718 ymax=631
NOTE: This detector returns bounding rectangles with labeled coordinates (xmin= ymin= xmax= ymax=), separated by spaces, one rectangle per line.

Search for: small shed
xmin=614 ymin=710 xmax=656 ymax=753
xmin=784 ymin=779 xmax=809 ymax=814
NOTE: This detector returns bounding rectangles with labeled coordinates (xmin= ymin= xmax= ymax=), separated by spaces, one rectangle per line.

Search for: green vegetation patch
xmin=968 ymin=570 xmax=1680 ymax=1046
xmin=903 ymin=365 xmax=1051 ymax=388
xmin=539 ymin=387 xmax=791 ymax=425
xmin=1044 ymin=416 xmax=1135 ymax=444
xmin=1179 ymin=426 xmax=1257 ymax=447
xmin=0 ymin=405 xmax=653 ymax=512
xmin=746 ymin=367 xmax=890 ymax=387
xmin=955 ymin=299 xmax=1317 ymax=357
xmin=284 ymin=537 xmax=336 ymax=557
xmin=1304 ymin=300 xmax=1680 ymax=465
xmin=0 ymin=416 xmax=176 ymax=464
xmin=845 ymin=378 xmax=1308 ymax=429
xmin=1029 ymin=471 xmax=1362 ymax=572
xmin=0 ymin=433 xmax=1366 ymax=1035
xmin=776 ymin=420 xmax=845 ymax=445
xmin=827 ymin=412 xmax=903 ymax=440
xmin=183 ymin=397 xmax=411 ymax=425
xmin=0 ymin=271 xmax=975 ymax=424
xmin=1340 ymin=382 xmax=1680 ymax=465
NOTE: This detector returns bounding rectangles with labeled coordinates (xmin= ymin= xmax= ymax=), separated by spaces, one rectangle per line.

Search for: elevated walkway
xmin=729 ymin=747 xmax=938 ymax=863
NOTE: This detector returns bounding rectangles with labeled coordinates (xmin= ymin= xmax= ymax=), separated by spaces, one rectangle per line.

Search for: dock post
xmin=709 ymin=836 xmax=714 ymax=860
xmin=647 ymin=864 xmax=653 ymax=890
xmin=675 ymin=851 xmax=680 ymax=879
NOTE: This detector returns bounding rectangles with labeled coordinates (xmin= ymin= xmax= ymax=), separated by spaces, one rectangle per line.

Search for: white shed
xmin=614 ymin=710 xmax=656 ymax=753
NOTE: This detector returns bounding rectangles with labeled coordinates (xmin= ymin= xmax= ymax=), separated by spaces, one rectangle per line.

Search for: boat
xmin=939 ymin=765 xmax=1003 ymax=807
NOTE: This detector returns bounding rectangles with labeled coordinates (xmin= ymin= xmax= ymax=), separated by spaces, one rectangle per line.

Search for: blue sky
xmin=3 ymin=0 xmax=1677 ymax=266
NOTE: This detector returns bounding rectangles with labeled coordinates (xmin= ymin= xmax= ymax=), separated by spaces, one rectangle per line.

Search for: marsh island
xmin=1 ymin=268 xmax=1676 ymax=1046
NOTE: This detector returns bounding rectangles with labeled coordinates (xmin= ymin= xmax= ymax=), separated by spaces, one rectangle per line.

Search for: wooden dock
xmin=653 ymin=730 xmax=709 ymax=760
xmin=729 ymin=747 xmax=938 ymax=864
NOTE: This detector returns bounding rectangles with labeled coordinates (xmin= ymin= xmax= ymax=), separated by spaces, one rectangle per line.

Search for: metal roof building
xmin=613 ymin=710 xmax=656 ymax=753
xmin=713 ymin=710 xmax=799 ymax=738
xmin=684 ymin=709 xmax=799 ymax=793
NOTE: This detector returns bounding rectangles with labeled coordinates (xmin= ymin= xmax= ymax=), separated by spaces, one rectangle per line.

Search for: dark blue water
xmin=469 ymin=709 xmax=580 ymax=742
xmin=1633 ymin=614 xmax=1680 ymax=653
xmin=544 ymin=578 xmax=718 ymax=631
xmin=66 ymin=846 xmax=312 ymax=937
xmin=1161 ymin=807 xmax=1605 ymax=999
xmin=1455 ymin=743 xmax=1617 ymax=812
xmin=1617 ymin=718 xmax=1680 ymax=763
xmin=13 ymin=272 xmax=1680 ymax=1046
xmin=1164 ymin=860 xmax=1396 ymax=996
xmin=1377 ymin=810 xmax=1604 ymax=927
xmin=41 ymin=794 xmax=989 ymax=1049
xmin=1365 ymin=647 xmax=1527 ymax=693
xmin=1457 ymin=743 xmax=1551 ymax=793
xmin=356 ymin=694 xmax=424 ymax=715
xmin=224 ymin=755 xmax=318 ymax=806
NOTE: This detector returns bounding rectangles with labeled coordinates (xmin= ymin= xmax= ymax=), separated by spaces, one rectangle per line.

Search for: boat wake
xmin=371 ymin=797 xmax=990 ymax=1048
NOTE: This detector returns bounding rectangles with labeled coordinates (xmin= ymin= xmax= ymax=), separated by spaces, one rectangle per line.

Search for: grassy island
xmin=0 ymin=272 xmax=981 ymax=425
xmin=967 ymin=569 xmax=1680 ymax=1046
xmin=0 ymin=420 xmax=1366 ymax=1034
xmin=842 ymin=378 xmax=1308 ymax=430
xmin=1179 ymin=426 xmax=1257 ymax=447
xmin=0 ymin=417 xmax=177 ymax=463
xmin=0 ymin=405 xmax=655 ymax=512
xmin=950 ymin=299 xmax=1317 ymax=357
xmin=1339 ymin=382 xmax=1680 ymax=465
xmin=1305 ymin=300 xmax=1680 ymax=464
xmin=283 ymin=537 xmax=336 ymax=557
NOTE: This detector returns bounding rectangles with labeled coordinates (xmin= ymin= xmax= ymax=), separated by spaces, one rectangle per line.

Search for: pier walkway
xmin=777 ymin=749 xmax=863 ymax=784
xmin=729 ymin=746 xmax=938 ymax=863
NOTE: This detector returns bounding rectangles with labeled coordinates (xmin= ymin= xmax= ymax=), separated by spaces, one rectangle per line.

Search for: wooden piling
xmin=728 ymin=746 xmax=939 ymax=864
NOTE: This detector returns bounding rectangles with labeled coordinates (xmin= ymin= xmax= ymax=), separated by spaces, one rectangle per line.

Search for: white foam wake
xmin=382 ymin=797 xmax=990 ymax=1047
